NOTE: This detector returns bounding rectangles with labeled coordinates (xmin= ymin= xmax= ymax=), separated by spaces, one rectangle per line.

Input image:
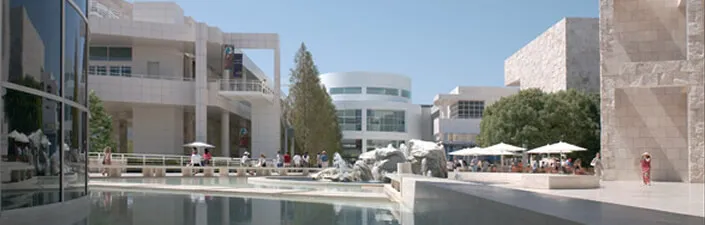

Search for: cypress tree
xmin=288 ymin=43 xmax=342 ymax=158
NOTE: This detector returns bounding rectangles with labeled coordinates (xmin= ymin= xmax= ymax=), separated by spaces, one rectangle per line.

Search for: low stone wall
xmin=454 ymin=172 xmax=524 ymax=185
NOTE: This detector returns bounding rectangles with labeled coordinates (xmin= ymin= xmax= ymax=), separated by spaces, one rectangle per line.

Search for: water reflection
xmin=89 ymin=191 xmax=401 ymax=225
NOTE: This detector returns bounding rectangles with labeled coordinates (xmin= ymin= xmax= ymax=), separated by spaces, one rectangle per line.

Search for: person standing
xmin=283 ymin=152 xmax=291 ymax=167
xmin=320 ymin=151 xmax=329 ymax=168
xmin=303 ymin=152 xmax=310 ymax=167
xmin=641 ymin=152 xmax=652 ymax=186
xmin=190 ymin=149 xmax=202 ymax=167
xmin=316 ymin=153 xmax=322 ymax=168
xmin=101 ymin=147 xmax=112 ymax=176
xmin=275 ymin=151 xmax=283 ymax=168
xmin=293 ymin=153 xmax=302 ymax=168
xmin=590 ymin=153 xmax=603 ymax=180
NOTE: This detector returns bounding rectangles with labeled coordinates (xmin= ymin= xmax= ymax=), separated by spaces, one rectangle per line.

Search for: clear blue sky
xmin=143 ymin=0 xmax=598 ymax=104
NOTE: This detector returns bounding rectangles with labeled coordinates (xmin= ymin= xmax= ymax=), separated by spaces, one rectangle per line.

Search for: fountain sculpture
xmin=312 ymin=139 xmax=448 ymax=182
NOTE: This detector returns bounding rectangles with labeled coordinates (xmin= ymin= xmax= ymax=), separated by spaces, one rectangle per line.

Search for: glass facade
xmin=329 ymin=87 xmax=362 ymax=95
xmin=336 ymin=109 xmax=362 ymax=131
xmin=366 ymin=87 xmax=399 ymax=96
xmin=450 ymin=100 xmax=485 ymax=119
xmin=1 ymin=0 xmax=89 ymax=212
xmin=366 ymin=139 xmax=405 ymax=151
xmin=366 ymin=110 xmax=405 ymax=132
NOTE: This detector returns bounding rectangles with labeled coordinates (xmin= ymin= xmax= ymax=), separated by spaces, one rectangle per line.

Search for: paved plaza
xmin=494 ymin=181 xmax=704 ymax=217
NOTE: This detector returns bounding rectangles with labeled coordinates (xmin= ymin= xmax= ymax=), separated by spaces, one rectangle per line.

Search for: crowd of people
xmin=185 ymin=148 xmax=331 ymax=169
xmin=448 ymin=154 xmax=604 ymax=177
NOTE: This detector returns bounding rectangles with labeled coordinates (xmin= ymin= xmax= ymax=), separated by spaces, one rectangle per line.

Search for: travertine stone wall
xmin=566 ymin=18 xmax=600 ymax=93
xmin=613 ymin=86 xmax=689 ymax=181
xmin=504 ymin=18 xmax=600 ymax=93
xmin=504 ymin=19 xmax=567 ymax=92
xmin=600 ymin=0 xmax=704 ymax=183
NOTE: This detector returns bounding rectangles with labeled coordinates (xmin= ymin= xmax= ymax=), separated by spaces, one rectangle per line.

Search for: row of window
xmin=450 ymin=100 xmax=485 ymax=119
xmin=89 ymin=46 xmax=132 ymax=61
xmin=336 ymin=109 xmax=406 ymax=132
xmin=329 ymin=86 xmax=411 ymax=98
xmin=88 ymin=65 xmax=132 ymax=77
xmin=339 ymin=139 xmax=407 ymax=157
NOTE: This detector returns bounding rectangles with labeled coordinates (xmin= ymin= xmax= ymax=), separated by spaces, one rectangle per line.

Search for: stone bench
xmin=142 ymin=168 xmax=153 ymax=177
xmin=181 ymin=167 xmax=193 ymax=177
xmin=203 ymin=168 xmax=214 ymax=177
xmin=520 ymin=174 xmax=600 ymax=189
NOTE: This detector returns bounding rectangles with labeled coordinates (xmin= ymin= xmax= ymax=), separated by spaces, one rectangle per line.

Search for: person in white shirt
xmin=190 ymin=149 xmax=202 ymax=167
xmin=293 ymin=154 xmax=302 ymax=168
xmin=257 ymin=154 xmax=267 ymax=167
xmin=240 ymin=152 xmax=250 ymax=167
xmin=275 ymin=151 xmax=282 ymax=168
xmin=302 ymin=152 xmax=310 ymax=167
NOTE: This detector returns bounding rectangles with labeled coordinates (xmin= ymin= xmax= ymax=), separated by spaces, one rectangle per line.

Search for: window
xmin=108 ymin=47 xmax=132 ymax=61
xmin=329 ymin=87 xmax=362 ymax=95
xmin=401 ymin=89 xmax=411 ymax=98
xmin=450 ymin=101 xmax=485 ymax=119
xmin=89 ymin=46 xmax=132 ymax=61
xmin=336 ymin=109 xmax=362 ymax=131
xmin=366 ymin=109 xmax=405 ymax=132
xmin=96 ymin=66 xmax=107 ymax=75
xmin=109 ymin=66 xmax=121 ymax=76
xmin=384 ymin=88 xmax=399 ymax=96
xmin=89 ymin=47 xmax=108 ymax=60
xmin=366 ymin=139 xmax=406 ymax=151
xmin=341 ymin=139 xmax=363 ymax=160
xmin=120 ymin=66 xmax=132 ymax=77
xmin=367 ymin=87 xmax=399 ymax=96
xmin=88 ymin=66 xmax=97 ymax=74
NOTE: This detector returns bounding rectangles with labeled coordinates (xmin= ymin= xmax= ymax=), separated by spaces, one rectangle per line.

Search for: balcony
xmin=217 ymin=80 xmax=274 ymax=103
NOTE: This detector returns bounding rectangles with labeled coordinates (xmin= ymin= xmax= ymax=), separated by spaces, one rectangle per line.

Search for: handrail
xmin=217 ymin=79 xmax=273 ymax=95
xmin=89 ymin=72 xmax=195 ymax=82
xmin=87 ymin=152 xmax=316 ymax=168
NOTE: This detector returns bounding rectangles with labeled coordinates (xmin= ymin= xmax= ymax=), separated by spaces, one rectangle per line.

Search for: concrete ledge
xmin=218 ymin=167 xmax=228 ymax=176
xmin=203 ymin=168 xmax=214 ymax=177
xmin=142 ymin=168 xmax=153 ymax=177
xmin=455 ymin=172 xmax=600 ymax=189
xmin=154 ymin=168 xmax=166 ymax=177
xmin=181 ymin=167 xmax=193 ymax=177
xmin=521 ymin=174 xmax=600 ymax=189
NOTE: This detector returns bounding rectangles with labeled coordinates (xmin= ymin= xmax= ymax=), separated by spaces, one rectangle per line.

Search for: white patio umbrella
xmin=449 ymin=147 xmax=484 ymax=156
xmin=483 ymin=142 xmax=525 ymax=167
xmin=542 ymin=141 xmax=586 ymax=154
xmin=183 ymin=141 xmax=215 ymax=148
xmin=527 ymin=144 xmax=554 ymax=154
xmin=483 ymin=142 xmax=526 ymax=152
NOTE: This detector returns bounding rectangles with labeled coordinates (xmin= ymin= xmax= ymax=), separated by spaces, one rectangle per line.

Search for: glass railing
xmin=218 ymin=79 xmax=273 ymax=95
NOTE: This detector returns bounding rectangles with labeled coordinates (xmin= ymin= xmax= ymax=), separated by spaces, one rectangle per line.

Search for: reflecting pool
xmin=89 ymin=191 xmax=402 ymax=225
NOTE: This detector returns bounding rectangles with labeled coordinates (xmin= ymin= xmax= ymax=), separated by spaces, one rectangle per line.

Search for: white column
xmin=221 ymin=112 xmax=230 ymax=157
xmin=194 ymin=23 xmax=209 ymax=142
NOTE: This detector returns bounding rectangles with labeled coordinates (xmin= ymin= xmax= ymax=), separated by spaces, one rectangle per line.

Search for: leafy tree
xmin=89 ymin=90 xmax=116 ymax=152
xmin=3 ymin=76 xmax=43 ymax=134
xmin=477 ymin=88 xmax=600 ymax=165
xmin=288 ymin=43 xmax=342 ymax=158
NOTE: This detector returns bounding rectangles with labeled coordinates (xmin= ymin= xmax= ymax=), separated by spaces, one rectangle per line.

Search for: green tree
xmin=89 ymin=90 xmax=116 ymax=152
xmin=288 ymin=43 xmax=342 ymax=158
xmin=3 ymin=76 xmax=43 ymax=134
xmin=477 ymin=88 xmax=600 ymax=165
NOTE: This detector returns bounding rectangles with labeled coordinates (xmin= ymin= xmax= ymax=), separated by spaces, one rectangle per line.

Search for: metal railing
xmin=218 ymin=79 xmax=273 ymax=95
xmin=89 ymin=73 xmax=195 ymax=81
xmin=86 ymin=152 xmax=317 ymax=168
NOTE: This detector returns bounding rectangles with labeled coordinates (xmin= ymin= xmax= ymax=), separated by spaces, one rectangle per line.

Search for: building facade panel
xmin=320 ymin=72 xmax=422 ymax=159
xmin=599 ymin=0 xmax=704 ymax=183
xmin=1 ymin=1 xmax=90 ymax=223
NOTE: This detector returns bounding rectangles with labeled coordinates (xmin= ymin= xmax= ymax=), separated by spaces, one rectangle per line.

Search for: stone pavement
xmin=493 ymin=180 xmax=704 ymax=217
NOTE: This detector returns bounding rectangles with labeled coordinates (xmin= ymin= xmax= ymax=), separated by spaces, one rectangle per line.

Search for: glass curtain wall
xmin=0 ymin=0 xmax=89 ymax=211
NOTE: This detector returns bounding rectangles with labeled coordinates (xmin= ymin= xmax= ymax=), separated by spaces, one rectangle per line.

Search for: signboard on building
xmin=222 ymin=45 xmax=244 ymax=78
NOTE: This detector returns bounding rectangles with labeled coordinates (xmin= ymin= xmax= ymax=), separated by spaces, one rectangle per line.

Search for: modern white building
xmin=319 ymin=72 xmax=425 ymax=159
xmin=86 ymin=0 xmax=282 ymax=158
xmin=432 ymin=86 xmax=518 ymax=154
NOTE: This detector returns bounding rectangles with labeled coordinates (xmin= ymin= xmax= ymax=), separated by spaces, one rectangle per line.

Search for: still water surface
xmin=88 ymin=191 xmax=402 ymax=225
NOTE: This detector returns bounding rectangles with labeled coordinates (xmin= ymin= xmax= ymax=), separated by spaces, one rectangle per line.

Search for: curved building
xmin=320 ymin=72 xmax=425 ymax=159
xmin=0 ymin=0 xmax=90 ymax=224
